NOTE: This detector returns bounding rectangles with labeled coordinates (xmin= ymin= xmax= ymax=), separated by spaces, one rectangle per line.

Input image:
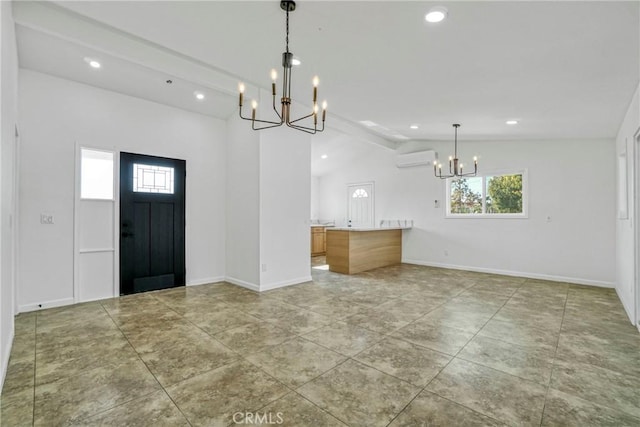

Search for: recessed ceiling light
xmin=292 ymin=58 xmax=301 ymax=66
xmin=506 ymin=120 xmax=519 ymax=125
xmin=194 ymin=91 xmax=205 ymax=101
xmin=83 ymin=57 xmax=101 ymax=69
xmin=410 ymin=125 xmax=419 ymax=129
xmin=425 ymin=6 xmax=448 ymax=23
xmin=321 ymin=154 xmax=328 ymax=159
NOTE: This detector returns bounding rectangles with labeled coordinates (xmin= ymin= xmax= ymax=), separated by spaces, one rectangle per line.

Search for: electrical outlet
xmin=434 ymin=199 xmax=440 ymax=208
xmin=546 ymin=216 xmax=552 ymax=223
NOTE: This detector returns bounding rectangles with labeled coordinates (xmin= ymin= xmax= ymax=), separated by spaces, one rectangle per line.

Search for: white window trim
xmin=445 ymin=168 xmax=529 ymax=219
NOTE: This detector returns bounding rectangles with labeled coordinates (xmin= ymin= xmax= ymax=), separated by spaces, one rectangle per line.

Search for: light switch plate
xmin=40 ymin=214 xmax=54 ymax=224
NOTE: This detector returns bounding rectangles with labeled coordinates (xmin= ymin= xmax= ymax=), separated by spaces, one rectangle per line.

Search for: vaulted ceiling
xmin=14 ymin=1 xmax=639 ymax=148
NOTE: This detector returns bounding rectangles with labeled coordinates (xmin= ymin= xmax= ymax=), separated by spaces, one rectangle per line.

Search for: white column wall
xmin=259 ymin=126 xmax=312 ymax=290
xmin=225 ymin=112 xmax=261 ymax=289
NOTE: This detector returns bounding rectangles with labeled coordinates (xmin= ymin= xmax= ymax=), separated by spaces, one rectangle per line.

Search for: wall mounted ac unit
xmin=395 ymin=150 xmax=437 ymax=168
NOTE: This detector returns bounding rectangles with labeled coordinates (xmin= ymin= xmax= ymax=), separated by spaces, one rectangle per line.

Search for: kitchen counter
xmin=325 ymin=228 xmax=404 ymax=274
xmin=330 ymin=226 xmax=411 ymax=231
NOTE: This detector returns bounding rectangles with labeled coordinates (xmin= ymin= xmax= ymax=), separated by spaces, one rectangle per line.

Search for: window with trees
xmin=446 ymin=171 xmax=527 ymax=217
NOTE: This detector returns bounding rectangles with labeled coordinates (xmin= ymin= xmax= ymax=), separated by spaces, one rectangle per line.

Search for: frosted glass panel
xmin=133 ymin=163 xmax=174 ymax=194
xmin=81 ymin=149 xmax=114 ymax=200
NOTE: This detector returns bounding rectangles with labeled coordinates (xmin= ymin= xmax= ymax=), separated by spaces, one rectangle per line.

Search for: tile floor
xmin=2 ymin=259 xmax=640 ymax=426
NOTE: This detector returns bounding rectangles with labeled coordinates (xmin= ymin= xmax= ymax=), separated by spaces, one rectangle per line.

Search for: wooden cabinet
xmin=326 ymin=229 xmax=402 ymax=274
xmin=311 ymin=227 xmax=326 ymax=256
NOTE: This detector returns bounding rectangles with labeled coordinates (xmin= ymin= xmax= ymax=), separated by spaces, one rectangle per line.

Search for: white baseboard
xmin=1 ymin=327 xmax=15 ymax=392
xmin=260 ymin=276 xmax=313 ymax=292
xmin=187 ymin=276 xmax=225 ymax=287
xmin=402 ymin=259 xmax=614 ymax=288
xmin=223 ymin=275 xmax=312 ymax=292
xmin=18 ymin=297 xmax=75 ymax=313
xmin=224 ymin=276 xmax=260 ymax=292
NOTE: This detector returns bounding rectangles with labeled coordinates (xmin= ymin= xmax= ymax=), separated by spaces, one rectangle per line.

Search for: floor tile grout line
xmin=246 ymin=357 xmax=353 ymax=426
xmin=31 ymin=304 xmax=159 ymax=425
xmin=540 ymin=286 xmax=640 ymax=423
xmin=31 ymin=311 xmax=38 ymax=425
xmin=221 ymin=315 xmax=360 ymax=427
xmin=382 ymin=278 xmax=522 ymax=426
xmin=289 ymin=390 xmax=353 ymax=426
xmin=101 ymin=292 xmax=255 ymax=393
xmin=389 ymin=277 xmax=528 ymax=426
xmin=539 ymin=281 xmax=571 ymax=426
xmin=98 ymin=301 xmax=195 ymax=427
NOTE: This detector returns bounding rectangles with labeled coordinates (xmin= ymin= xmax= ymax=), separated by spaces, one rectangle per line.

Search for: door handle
xmin=122 ymin=231 xmax=134 ymax=238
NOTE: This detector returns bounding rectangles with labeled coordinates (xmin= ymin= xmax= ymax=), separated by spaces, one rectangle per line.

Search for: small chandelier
xmin=434 ymin=124 xmax=478 ymax=179
xmin=238 ymin=1 xmax=327 ymax=134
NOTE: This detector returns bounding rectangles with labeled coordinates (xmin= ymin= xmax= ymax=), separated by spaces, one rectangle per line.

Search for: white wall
xmin=260 ymin=127 xmax=312 ymax=290
xmin=225 ymin=113 xmax=260 ymax=288
xmin=318 ymin=137 xmax=616 ymax=286
xmin=310 ymin=175 xmax=320 ymax=220
xmin=18 ymin=69 xmax=227 ymax=310
xmin=226 ymin=89 xmax=312 ymax=291
xmin=615 ymin=83 xmax=639 ymax=325
xmin=0 ymin=0 xmax=19 ymax=388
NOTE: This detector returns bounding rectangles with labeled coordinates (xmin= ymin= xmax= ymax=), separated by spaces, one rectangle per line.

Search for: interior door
xmin=120 ymin=152 xmax=185 ymax=295
xmin=347 ymin=182 xmax=374 ymax=228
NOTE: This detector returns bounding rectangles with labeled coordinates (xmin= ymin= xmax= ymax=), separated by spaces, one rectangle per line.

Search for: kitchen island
xmin=325 ymin=227 xmax=409 ymax=274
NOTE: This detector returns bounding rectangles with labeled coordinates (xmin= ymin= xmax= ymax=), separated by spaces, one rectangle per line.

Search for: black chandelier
xmin=238 ymin=1 xmax=327 ymax=134
xmin=434 ymin=124 xmax=478 ymax=179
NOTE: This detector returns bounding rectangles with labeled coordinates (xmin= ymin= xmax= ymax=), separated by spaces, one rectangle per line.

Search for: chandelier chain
xmin=285 ymin=9 xmax=290 ymax=53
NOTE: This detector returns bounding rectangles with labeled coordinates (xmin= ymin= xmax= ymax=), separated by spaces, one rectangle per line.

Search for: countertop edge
xmin=327 ymin=227 xmax=412 ymax=231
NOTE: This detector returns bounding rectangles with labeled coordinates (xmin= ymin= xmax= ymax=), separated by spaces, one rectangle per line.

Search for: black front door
xmin=120 ymin=152 xmax=186 ymax=295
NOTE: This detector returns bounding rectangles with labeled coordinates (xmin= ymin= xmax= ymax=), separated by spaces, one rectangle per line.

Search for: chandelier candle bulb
xmin=238 ymin=83 xmax=245 ymax=107
xmin=322 ymin=101 xmax=327 ymax=121
xmin=313 ymin=76 xmax=319 ymax=103
xmin=270 ymin=69 xmax=278 ymax=95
